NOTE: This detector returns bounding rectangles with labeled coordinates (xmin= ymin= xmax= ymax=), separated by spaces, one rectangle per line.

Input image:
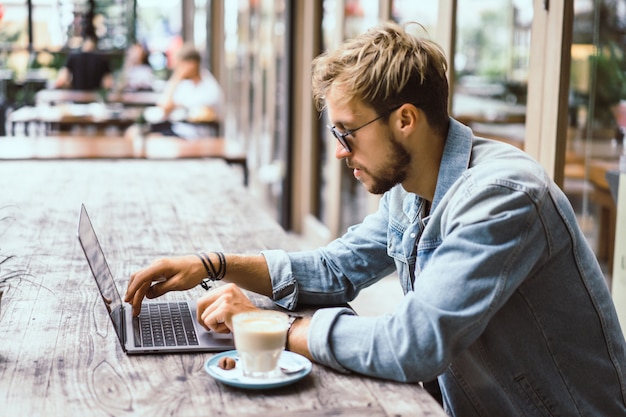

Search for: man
xmin=54 ymin=34 xmax=113 ymax=91
xmin=148 ymin=43 xmax=223 ymax=139
xmin=125 ymin=22 xmax=626 ymax=416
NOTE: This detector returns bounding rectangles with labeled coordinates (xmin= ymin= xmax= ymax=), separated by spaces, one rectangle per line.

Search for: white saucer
xmin=205 ymin=350 xmax=312 ymax=389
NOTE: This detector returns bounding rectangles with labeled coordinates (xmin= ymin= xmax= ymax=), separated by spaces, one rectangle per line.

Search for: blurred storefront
xmin=1 ymin=0 xmax=623 ymax=282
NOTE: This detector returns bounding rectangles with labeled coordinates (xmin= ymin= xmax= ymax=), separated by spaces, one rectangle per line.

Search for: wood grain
xmin=0 ymin=159 xmax=445 ymax=417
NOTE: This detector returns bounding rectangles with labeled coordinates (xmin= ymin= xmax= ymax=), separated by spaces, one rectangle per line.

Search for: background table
xmin=0 ymin=160 xmax=445 ymax=417
xmin=9 ymin=102 xmax=220 ymax=138
xmin=34 ymin=89 xmax=161 ymax=107
xmin=0 ymin=135 xmax=248 ymax=185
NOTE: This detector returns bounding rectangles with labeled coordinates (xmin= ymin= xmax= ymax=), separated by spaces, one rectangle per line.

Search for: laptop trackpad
xmin=198 ymin=329 xmax=234 ymax=348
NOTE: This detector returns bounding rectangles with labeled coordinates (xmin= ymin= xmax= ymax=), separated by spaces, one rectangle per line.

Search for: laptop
xmin=76 ymin=203 xmax=235 ymax=354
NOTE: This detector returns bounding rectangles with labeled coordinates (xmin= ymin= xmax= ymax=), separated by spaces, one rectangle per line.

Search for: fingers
xmin=129 ymin=280 xmax=152 ymax=316
xmin=196 ymin=283 xmax=257 ymax=333
xmin=198 ymin=300 xmax=229 ymax=333
xmin=125 ymin=259 xmax=177 ymax=316
xmin=127 ymin=260 xmax=165 ymax=293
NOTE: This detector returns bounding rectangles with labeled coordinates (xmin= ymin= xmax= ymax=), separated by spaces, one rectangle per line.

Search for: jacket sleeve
xmin=262 ymin=193 xmax=396 ymax=310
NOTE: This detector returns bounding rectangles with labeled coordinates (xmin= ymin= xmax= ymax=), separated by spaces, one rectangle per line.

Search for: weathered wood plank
xmin=0 ymin=160 xmax=446 ymax=417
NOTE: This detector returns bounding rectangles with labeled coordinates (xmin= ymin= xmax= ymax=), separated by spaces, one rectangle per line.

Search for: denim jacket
xmin=263 ymin=119 xmax=626 ymax=416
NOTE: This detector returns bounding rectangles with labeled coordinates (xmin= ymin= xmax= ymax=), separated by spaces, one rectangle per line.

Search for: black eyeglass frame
xmin=327 ymin=105 xmax=402 ymax=152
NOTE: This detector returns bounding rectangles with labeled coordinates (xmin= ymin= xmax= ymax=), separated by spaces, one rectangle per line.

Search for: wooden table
xmin=9 ymin=104 xmax=221 ymax=139
xmin=35 ymin=88 xmax=105 ymax=105
xmin=35 ymin=89 xmax=161 ymax=107
xmin=0 ymin=135 xmax=248 ymax=185
xmin=0 ymin=160 xmax=445 ymax=417
xmin=8 ymin=105 xmax=144 ymax=136
xmin=588 ymin=159 xmax=620 ymax=272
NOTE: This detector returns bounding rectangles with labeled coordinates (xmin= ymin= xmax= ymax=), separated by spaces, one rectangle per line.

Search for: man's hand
xmin=196 ymin=283 xmax=314 ymax=361
xmin=196 ymin=283 xmax=258 ymax=333
xmin=124 ymin=255 xmax=205 ymax=316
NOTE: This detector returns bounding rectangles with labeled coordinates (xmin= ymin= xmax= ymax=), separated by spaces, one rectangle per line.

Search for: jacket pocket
xmin=514 ymin=374 xmax=558 ymax=417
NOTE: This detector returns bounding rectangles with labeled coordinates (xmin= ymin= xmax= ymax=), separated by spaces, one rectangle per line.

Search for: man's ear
xmin=396 ymin=104 xmax=420 ymax=133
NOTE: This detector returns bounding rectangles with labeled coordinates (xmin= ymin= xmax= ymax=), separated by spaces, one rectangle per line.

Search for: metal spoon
xmin=229 ymin=356 xmax=305 ymax=375
xmin=279 ymin=361 xmax=306 ymax=375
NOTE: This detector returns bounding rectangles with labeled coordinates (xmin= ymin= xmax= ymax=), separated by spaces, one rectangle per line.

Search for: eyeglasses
xmin=327 ymin=106 xmax=400 ymax=152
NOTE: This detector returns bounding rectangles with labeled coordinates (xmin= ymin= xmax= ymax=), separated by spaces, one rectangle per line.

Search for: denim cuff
xmin=261 ymin=249 xmax=299 ymax=310
xmin=308 ymin=307 xmax=356 ymax=374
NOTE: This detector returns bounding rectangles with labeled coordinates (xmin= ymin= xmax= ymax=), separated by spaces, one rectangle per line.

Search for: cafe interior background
xmin=1 ymin=0 xmax=625 ymax=314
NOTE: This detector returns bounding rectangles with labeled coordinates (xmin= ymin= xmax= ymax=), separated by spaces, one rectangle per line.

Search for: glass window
xmin=568 ymin=0 xmax=626 ymax=280
xmin=452 ymin=0 xmax=531 ymax=142
xmin=449 ymin=0 xmax=617 ymax=281
xmin=0 ymin=1 xmax=29 ymax=51
xmin=0 ymin=0 xmax=135 ymax=82
xmin=0 ymin=0 xmax=183 ymax=120
xmin=220 ymin=0 xmax=292 ymax=227
xmin=344 ymin=0 xmax=379 ymax=39
xmin=318 ymin=0 xmax=382 ymax=236
xmin=194 ymin=0 xmax=207 ymax=52
xmin=392 ymin=0 xmax=439 ymax=37
xmin=136 ymin=0 xmax=182 ymax=72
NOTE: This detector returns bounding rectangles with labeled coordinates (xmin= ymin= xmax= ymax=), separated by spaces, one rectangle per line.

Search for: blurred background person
xmin=117 ymin=43 xmax=155 ymax=92
xmin=144 ymin=43 xmax=223 ymax=139
xmin=54 ymin=34 xmax=113 ymax=91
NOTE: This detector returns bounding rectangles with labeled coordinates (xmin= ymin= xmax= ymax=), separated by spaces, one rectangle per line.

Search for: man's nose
xmin=334 ymin=141 xmax=351 ymax=159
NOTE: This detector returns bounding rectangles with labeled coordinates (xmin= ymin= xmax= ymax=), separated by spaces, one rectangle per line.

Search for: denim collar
xmin=431 ymin=118 xmax=473 ymax=214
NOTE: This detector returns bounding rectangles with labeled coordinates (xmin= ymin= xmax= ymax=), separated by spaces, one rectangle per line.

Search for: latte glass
xmin=232 ymin=310 xmax=289 ymax=378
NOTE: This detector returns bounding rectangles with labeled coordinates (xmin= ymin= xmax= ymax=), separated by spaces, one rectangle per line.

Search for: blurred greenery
xmin=592 ymin=44 xmax=626 ymax=125
xmin=586 ymin=0 xmax=626 ymax=128
xmin=0 ymin=30 xmax=21 ymax=44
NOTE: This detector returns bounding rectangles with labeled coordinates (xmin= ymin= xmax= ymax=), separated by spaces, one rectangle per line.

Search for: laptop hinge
xmin=119 ymin=305 xmax=128 ymax=352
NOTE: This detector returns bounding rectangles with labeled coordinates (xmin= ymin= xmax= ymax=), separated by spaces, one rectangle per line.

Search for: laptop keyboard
xmin=135 ymin=302 xmax=199 ymax=347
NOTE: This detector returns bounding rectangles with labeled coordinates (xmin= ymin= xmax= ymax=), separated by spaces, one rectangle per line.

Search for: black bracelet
xmin=196 ymin=251 xmax=226 ymax=290
xmin=196 ymin=252 xmax=213 ymax=290
xmin=215 ymin=251 xmax=226 ymax=280
xmin=203 ymin=252 xmax=219 ymax=278
xmin=196 ymin=253 xmax=215 ymax=280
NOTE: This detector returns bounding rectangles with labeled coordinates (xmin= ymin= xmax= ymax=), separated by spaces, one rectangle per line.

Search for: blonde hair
xmin=312 ymin=21 xmax=449 ymax=134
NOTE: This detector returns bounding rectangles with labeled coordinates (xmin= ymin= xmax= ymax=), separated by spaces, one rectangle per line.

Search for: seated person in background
xmin=118 ymin=43 xmax=155 ymax=92
xmin=146 ymin=43 xmax=224 ymax=139
xmin=54 ymin=34 xmax=113 ymax=91
xmin=125 ymin=22 xmax=626 ymax=416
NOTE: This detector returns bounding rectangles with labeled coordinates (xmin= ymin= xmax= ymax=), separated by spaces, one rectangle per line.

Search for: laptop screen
xmin=77 ymin=204 xmax=125 ymax=345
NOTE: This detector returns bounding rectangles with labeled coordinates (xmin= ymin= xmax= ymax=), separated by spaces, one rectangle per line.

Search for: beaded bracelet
xmin=196 ymin=251 xmax=226 ymax=290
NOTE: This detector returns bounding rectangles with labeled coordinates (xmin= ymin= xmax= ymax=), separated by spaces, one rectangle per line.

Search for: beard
xmin=353 ymin=132 xmax=411 ymax=195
